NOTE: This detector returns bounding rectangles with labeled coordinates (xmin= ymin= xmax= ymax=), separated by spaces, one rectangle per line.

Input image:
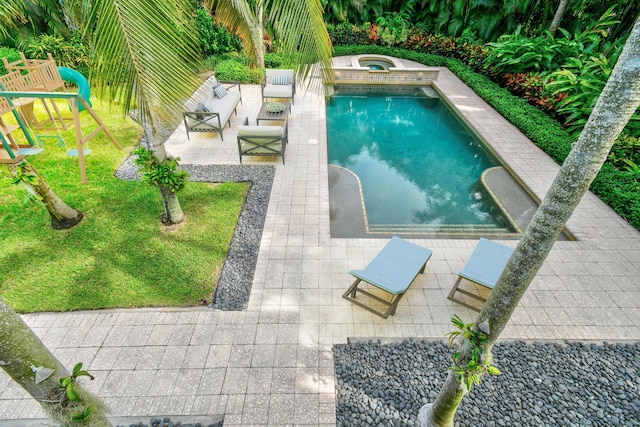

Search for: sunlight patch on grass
xmin=0 ymin=98 xmax=250 ymax=313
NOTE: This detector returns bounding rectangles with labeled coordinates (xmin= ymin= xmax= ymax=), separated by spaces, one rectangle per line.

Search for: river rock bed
xmin=334 ymin=339 xmax=640 ymax=426
xmin=115 ymin=417 xmax=222 ymax=427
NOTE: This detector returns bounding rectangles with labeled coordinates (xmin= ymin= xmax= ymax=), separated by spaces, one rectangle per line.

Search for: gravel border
xmin=116 ymin=158 xmax=274 ymax=311
xmin=334 ymin=339 xmax=640 ymax=427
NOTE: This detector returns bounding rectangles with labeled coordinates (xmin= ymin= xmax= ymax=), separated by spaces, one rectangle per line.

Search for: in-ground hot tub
xmin=351 ymin=55 xmax=403 ymax=70
xmin=332 ymin=54 xmax=439 ymax=86
xmin=358 ymin=57 xmax=395 ymax=70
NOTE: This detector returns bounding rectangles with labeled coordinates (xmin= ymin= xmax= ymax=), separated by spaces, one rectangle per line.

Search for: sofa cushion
xmin=209 ymin=90 xmax=241 ymax=125
xmin=238 ymin=125 xmax=283 ymax=138
xmin=262 ymin=85 xmax=293 ymax=98
xmin=214 ymin=85 xmax=227 ymax=99
xmin=271 ymin=75 xmax=289 ymax=85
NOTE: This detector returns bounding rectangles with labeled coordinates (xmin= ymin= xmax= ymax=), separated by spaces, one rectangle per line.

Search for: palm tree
xmin=419 ymin=16 xmax=640 ymax=427
xmin=86 ymin=0 xmax=204 ymax=224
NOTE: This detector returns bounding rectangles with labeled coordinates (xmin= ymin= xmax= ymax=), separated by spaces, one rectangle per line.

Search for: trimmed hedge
xmin=332 ymin=45 xmax=640 ymax=230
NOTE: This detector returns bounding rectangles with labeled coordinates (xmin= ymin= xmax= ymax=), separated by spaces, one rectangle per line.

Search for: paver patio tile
xmin=221 ymin=368 xmax=250 ymax=394
xmin=197 ymin=368 xmax=225 ymax=395
xmin=268 ymin=393 xmax=295 ymax=425
xmin=242 ymin=393 xmax=270 ymax=425
xmin=158 ymin=345 xmax=188 ymax=369
xmin=247 ymin=368 xmax=273 ymax=394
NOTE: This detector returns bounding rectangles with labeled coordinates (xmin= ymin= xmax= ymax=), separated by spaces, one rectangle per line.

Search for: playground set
xmin=0 ymin=53 xmax=121 ymax=183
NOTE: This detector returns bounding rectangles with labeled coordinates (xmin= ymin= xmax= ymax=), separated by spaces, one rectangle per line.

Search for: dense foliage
xmin=25 ymin=32 xmax=92 ymax=76
xmin=0 ymin=46 xmax=20 ymax=74
xmin=322 ymin=0 xmax=639 ymax=43
xmin=195 ymin=8 xmax=240 ymax=56
xmin=207 ymin=55 xmax=262 ymax=83
xmin=333 ymin=45 xmax=640 ymax=229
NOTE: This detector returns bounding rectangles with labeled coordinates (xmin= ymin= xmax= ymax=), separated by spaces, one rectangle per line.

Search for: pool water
xmin=326 ymin=93 xmax=515 ymax=234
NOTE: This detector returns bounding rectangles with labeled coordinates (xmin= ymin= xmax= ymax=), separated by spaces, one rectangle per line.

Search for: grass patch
xmin=0 ymin=98 xmax=249 ymax=313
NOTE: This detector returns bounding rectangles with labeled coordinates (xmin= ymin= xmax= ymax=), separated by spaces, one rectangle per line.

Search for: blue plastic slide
xmin=57 ymin=67 xmax=92 ymax=112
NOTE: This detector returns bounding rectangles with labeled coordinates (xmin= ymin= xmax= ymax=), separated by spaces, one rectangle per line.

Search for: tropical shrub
xmin=25 ymin=32 xmax=91 ymax=76
xmin=0 ymin=46 xmax=21 ymax=75
xmin=609 ymin=135 xmax=640 ymax=172
xmin=328 ymin=22 xmax=379 ymax=46
xmin=264 ymin=52 xmax=297 ymax=69
xmin=213 ymin=58 xmax=261 ymax=83
xmin=546 ymin=46 xmax=636 ymax=137
xmin=376 ymin=11 xmax=411 ymax=46
xmin=503 ymin=73 xmax=560 ymax=112
xmin=483 ymin=28 xmax=584 ymax=75
xmin=591 ymin=164 xmax=640 ymax=227
xmin=483 ymin=6 xmax=619 ymax=75
xmin=202 ymin=53 xmax=237 ymax=70
xmin=195 ymin=8 xmax=240 ymax=56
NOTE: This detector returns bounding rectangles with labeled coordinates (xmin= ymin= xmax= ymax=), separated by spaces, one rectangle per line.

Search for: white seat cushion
xmin=238 ymin=125 xmax=283 ymax=137
xmin=262 ymin=85 xmax=293 ymax=98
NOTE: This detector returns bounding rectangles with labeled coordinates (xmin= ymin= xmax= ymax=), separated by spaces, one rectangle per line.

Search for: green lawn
xmin=0 ymin=99 xmax=249 ymax=313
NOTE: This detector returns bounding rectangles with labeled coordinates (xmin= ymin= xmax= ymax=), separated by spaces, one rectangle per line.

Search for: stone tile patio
xmin=1 ymin=57 xmax=639 ymax=426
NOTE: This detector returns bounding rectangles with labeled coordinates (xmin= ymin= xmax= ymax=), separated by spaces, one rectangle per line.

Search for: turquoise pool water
xmin=326 ymin=92 xmax=514 ymax=234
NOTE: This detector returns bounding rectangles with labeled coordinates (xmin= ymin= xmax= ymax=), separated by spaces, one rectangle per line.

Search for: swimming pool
xmin=326 ymin=90 xmax=517 ymax=236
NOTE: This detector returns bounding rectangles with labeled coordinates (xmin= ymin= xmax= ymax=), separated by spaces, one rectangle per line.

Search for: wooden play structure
xmin=0 ymin=53 xmax=121 ymax=183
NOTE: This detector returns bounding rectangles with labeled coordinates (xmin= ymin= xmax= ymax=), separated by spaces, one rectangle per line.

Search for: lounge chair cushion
xmin=447 ymin=237 xmax=514 ymax=311
xmin=263 ymin=85 xmax=293 ymax=98
xmin=262 ymin=69 xmax=295 ymax=103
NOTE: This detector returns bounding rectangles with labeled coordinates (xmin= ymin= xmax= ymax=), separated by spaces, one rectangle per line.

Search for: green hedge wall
xmin=332 ymin=45 xmax=640 ymax=230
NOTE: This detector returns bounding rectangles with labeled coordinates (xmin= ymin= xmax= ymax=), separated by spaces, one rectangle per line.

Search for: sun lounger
xmin=343 ymin=236 xmax=433 ymax=319
xmin=447 ymin=237 xmax=514 ymax=311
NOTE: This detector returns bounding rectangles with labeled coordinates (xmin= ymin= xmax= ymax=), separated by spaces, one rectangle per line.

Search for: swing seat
xmin=17 ymin=148 xmax=43 ymax=156
xmin=66 ymin=149 xmax=92 ymax=157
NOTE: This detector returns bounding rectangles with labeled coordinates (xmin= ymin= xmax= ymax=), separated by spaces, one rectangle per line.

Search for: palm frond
xmin=0 ymin=0 xmax=27 ymax=38
xmin=90 ymin=0 xmax=203 ymax=137
xmin=267 ymin=0 xmax=333 ymax=84
xmin=211 ymin=0 xmax=260 ymax=61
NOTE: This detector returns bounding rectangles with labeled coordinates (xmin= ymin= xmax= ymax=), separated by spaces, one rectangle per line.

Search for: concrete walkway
xmin=1 ymin=57 xmax=639 ymax=426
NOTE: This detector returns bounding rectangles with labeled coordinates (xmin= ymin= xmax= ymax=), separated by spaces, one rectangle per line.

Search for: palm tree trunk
xmin=159 ymin=184 xmax=185 ymax=224
xmin=143 ymin=125 xmax=185 ymax=225
xmin=253 ymin=0 xmax=265 ymax=68
xmin=418 ymin=371 xmax=467 ymax=427
xmin=419 ymin=16 xmax=640 ymax=427
xmin=10 ymin=161 xmax=84 ymax=230
xmin=0 ymin=297 xmax=111 ymax=426
xmin=549 ymin=0 xmax=568 ymax=36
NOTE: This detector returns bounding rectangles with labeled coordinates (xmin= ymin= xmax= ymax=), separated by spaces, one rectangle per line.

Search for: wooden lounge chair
xmin=343 ymin=236 xmax=433 ymax=319
xmin=447 ymin=238 xmax=514 ymax=311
